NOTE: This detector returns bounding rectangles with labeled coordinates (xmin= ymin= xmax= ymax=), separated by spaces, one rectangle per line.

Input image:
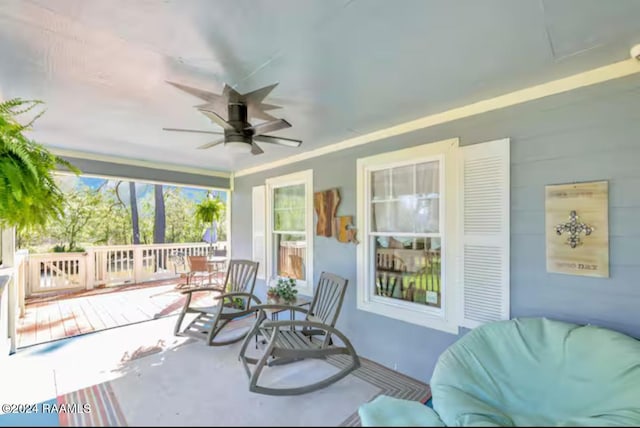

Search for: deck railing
xmin=23 ymin=242 xmax=228 ymax=297
xmin=277 ymin=241 xmax=306 ymax=280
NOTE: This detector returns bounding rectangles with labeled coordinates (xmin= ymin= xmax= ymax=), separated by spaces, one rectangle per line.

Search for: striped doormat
xmin=58 ymin=382 xmax=127 ymax=426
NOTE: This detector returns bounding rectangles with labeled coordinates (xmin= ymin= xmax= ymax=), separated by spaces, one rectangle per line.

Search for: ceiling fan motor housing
xmin=225 ymin=102 xmax=253 ymax=144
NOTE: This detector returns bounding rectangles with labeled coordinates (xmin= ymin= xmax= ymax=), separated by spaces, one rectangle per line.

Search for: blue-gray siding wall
xmin=231 ymin=74 xmax=640 ymax=383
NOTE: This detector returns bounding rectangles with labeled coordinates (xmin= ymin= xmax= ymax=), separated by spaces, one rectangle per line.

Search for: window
xmin=357 ymin=139 xmax=460 ymax=333
xmin=265 ymin=170 xmax=313 ymax=296
xmin=371 ymin=161 xmax=442 ymax=307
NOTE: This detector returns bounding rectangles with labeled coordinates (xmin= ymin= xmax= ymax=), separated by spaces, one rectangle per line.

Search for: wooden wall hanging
xmin=314 ymin=188 xmax=340 ymax=237
xmin=314 ymin=188 xmax=358 ymax=244
xmin=545 ymin=180 xmax=609 ymax=278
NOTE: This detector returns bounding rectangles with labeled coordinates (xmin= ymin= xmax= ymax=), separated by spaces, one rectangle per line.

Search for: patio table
xmin=263 ymin=295 xmax=312 ymax=321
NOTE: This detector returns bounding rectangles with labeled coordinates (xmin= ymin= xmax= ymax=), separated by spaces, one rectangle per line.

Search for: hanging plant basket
xmin=0 ymin=98 xmax=79 ymax=230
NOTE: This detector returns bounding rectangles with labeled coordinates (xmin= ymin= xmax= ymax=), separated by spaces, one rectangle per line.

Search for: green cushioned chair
xmin=359 ymin=318 xmax=640 ymax=426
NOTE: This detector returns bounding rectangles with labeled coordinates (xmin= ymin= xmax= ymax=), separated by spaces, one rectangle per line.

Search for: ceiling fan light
xmin=226 ymin=141 xmax=251 ymax=154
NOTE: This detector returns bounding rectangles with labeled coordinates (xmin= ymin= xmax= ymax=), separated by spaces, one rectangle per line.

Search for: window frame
xmin=265 ymin=169 xmax=314 ymax=296
xmin=356 ymin=139 xmax=460 ymax=334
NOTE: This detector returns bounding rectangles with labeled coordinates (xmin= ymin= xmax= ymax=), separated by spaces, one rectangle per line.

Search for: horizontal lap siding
xmin=232 ymin=74 xmax=640 ymax=382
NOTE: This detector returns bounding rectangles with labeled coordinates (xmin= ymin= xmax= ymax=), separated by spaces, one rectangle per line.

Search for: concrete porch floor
xmin=1 ymin=314 xmax=430 ymax=426
xmin=17 ymin=276 xmax=224 ymax=349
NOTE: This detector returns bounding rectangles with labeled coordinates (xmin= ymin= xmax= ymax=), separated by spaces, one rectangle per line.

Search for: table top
xmin=263 ymin=295 xmax=312 ymax=315
xmin=207 ymin=256 xmax=227 ymax=263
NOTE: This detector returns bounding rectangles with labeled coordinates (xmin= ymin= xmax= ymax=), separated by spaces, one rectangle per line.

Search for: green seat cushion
xmin=431 ymin=318 xmax=640 ymax=426
xmin=359 ymin=395 xmax=445 ymax=427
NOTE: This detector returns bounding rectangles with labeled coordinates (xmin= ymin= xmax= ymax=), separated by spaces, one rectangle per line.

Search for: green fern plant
xmin=195 ymin=194 xmax=225 ymax=253
xmin=0 ymin=98 xmax=80 ymax=230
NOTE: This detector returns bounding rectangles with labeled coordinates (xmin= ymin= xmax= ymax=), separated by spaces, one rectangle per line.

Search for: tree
xmin=164 ymin=187 xmax=201 ymax=243
xmin=86 ymin=181 xmax=131 ymax=246
xmin=0 ymin=98 xmax=79 ymax=230
xmin=128 ymin=181 xmax=140 ymax=244
xmin=153 ymin=184 xmax=165 ymax=243
xmin=50 ymin=187 xmax=101 ymax=251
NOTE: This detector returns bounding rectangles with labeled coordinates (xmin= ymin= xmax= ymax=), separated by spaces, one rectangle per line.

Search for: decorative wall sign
xmin=335 ymin=215 xmax=359 ymax=244
xmin=314 ymin=188 xmax=358 ymax=244
xmin=545 ymin=181 xmax=609 ymax=277
xmin=314 ymin=188 xmax=341 ymax=237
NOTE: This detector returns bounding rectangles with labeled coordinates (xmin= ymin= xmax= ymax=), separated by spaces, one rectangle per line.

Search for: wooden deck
xmin=16 ymin=278 xmax=223 ymax=348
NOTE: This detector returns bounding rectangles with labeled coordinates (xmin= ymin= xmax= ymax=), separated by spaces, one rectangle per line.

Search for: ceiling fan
xmin=164 ymin=81 xmax=302 ymax=155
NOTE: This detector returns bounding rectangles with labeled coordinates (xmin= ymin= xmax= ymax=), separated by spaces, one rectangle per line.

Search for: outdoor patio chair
xmin=174 ymin=259 xmax=261 ymax=346
xmin=169 ymin=251 xmax=191 ymax=288
xmin=238 ymin=272 xmax=360 ymax=395
xmin=186 ymin=255 xmax=215 ymax=288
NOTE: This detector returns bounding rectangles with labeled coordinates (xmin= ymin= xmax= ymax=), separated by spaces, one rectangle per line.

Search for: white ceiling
xmin=1 ymin=0 xmax=639 ymax=173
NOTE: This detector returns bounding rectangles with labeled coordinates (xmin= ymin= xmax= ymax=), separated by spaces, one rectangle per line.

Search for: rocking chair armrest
xmin=214 ymin=292 xmax=262 ymax=304
xmin=180 ymin=287 xmax=222 ymax=295
xmin=253 ymin=304 xmax=310 ymax=316
xmin=262 ymin=319 xmax=334 ymax=334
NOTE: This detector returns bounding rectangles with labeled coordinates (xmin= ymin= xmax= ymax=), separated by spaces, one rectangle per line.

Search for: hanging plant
xmin=0 ymin=98 xmax=79 ymax=230
xmin=195 ymin=194 xmax=225 ymax=253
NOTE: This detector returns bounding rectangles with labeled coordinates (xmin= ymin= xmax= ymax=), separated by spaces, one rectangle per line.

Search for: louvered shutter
xmin=460 ymin=138 xmax=510 ymax=328
xmin=252 ymin=185 xmax=266 ymax=279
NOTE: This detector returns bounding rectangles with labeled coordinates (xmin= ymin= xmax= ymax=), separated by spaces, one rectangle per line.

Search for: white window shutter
xmin=460 ymin=138 xmax=510 ymax=328
xmin=252 ymin=185 xmax=266 ymax=279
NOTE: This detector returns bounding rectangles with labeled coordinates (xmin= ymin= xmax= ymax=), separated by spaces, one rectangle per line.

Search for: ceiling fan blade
xmin=162 ymin=128 xmax=223 ymax=135
xmin=166 ymin=81 xmax=222 ymax=103
xmin=196 ymin=138 xmax=225 ymax=150
xmin=194 ymin=101 xmax=229 ymax=117
xmin=251 ymin=141 xmax=264 ymax=155
xmin=254 ymin=135 xmax=302 ymax=148
xmin=199 ymin=109 xmax=234 ymax=131
xmin=260 ymin=103 xmax=282 ymax=111
xmin=248 ymin=109 xmax=279 ymax=121
xmin=243 ymin=83 xmax=279 ymax=105
xmin=247 ymin=119 xmax=291 ymax=136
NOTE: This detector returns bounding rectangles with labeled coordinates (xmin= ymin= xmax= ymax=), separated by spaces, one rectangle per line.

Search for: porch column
xmin=85 ymin=248 xmax=95 ymax=290
xmin=1 ymin=228 xmax=14 ymax=267
xmin=1 ymin=228 xmax=16 ymax=354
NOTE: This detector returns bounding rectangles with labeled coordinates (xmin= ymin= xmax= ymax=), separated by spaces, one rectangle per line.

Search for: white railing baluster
xmin=24 ymin=242 xmax=225 ymax=296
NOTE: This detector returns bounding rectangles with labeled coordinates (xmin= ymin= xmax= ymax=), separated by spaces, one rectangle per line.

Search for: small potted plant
xmin=275 ymin=277 xmax=298 ymax=303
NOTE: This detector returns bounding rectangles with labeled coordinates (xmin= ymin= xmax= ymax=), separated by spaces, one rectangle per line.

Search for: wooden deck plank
xmin=80 ymin=298 xmax=108 ymax=331
xmin=89 ymin=299 xmax=119 ymax=330
xmin=48 ymin=301 xmax=68 ymax=342
xmin=71 ymin=300 xmax=95 ymax=334
xmin=17 ymin=308 xmax=37 ymax=348
xmin=58 ymin=298 xmax=82 ymax=337
xmin=20 ymin=280 xmax=184 ymax=348
xmin=101 ymin=294 xmax=130 ymax=326
xmin=38 ymin=304 xmax=51 ymax=343
xmin=117 ymin=293 xmax=147 ymax=324
xmin=36 ymin=306 xmax=51 ymax=343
